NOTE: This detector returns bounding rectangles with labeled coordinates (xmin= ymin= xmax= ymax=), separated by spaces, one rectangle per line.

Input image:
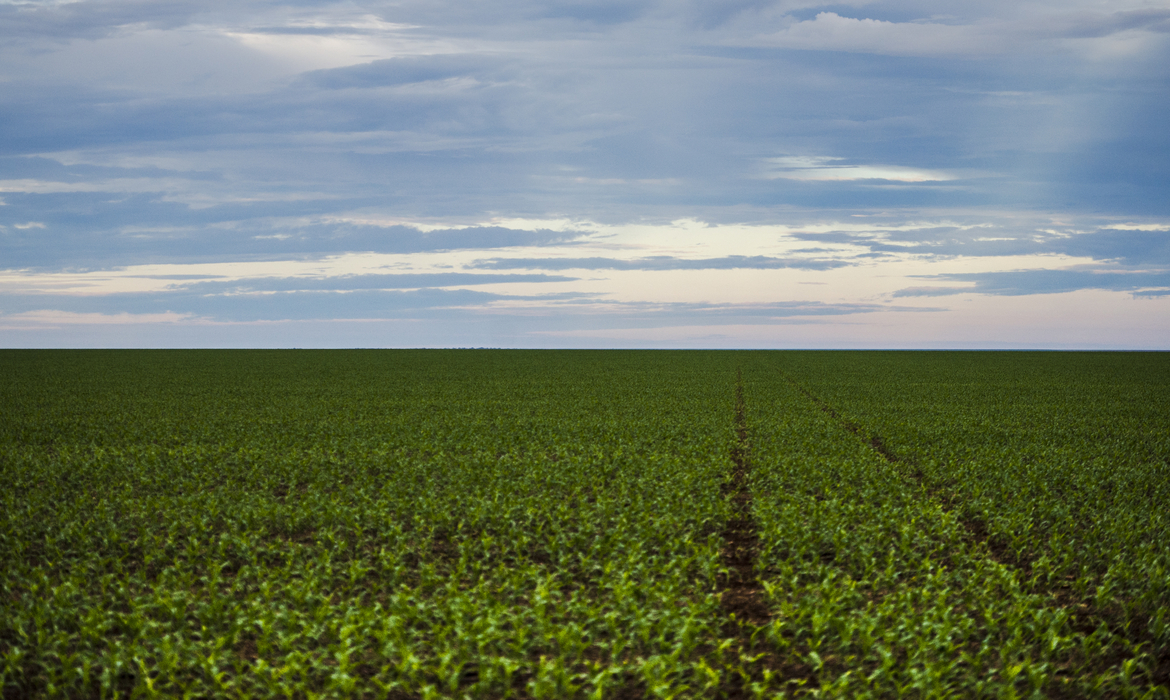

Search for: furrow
xmin=719 ymin=370 xmax=770 ymax=698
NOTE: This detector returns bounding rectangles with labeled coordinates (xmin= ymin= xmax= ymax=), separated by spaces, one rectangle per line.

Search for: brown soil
xmin=717 ymin=372 xmax=779 ymax=698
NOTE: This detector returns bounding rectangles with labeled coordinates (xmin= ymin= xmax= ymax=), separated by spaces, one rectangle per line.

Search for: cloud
xmin=894 ymin=268 xmax=1170 ymax=297
xmin=226 ymin=22 xmax=458 ymax=75
xmin=2 ymin=0 xmax=1169 ymax=348
xmin=0 ymin=179 xmax=180 ymax=194
xmin=173 ymin=272 xmax=577 ymax=293
xmin=0 ymin=287 xmax=514 ymax=323
xmin=469 ymin=255 xmax=852 ymax=271
xmin=297 ymin=54 xmax=506 ymax=90
xmin=759 ymin=8 xmax=1170 ymax=57
xmin=1056 ymin=9 xmax=1170 ymax=39
xmin=0 ymin=221 xmax=586 ymax=269
xmin=0 ymin=310 xmax=195 ymax=328
xmin=786 ymin=222 xmax=1170 ymax=267
xmin=1048 ymin=228 xmax=1170 ymax=266
xmin=765 ymin=12 xmax=998 ymax=57
xmin=562 ymin=299 xmax=935 ymax=320
xmin=1103 ymin=223 xmax=1170 ymax=231
xmin=763 ymin=156 xmax=957 ymax=183
xmin=784 ymin=224 xmax=1035 ymax=258
xmin=0 ymin=285 xmax=933 ymax=327
xmin=0 ymin=0 xmax=207 ymax=41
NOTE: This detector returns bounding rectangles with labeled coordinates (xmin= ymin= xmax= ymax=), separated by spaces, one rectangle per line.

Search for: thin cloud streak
xmin=469 ymin=255 xmax=851 ymax=271
xmin=894 ymin=269 xmax=1170 ymax=298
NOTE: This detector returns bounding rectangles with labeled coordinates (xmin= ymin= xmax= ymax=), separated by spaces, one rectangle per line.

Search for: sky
xmin=2 ymin=0 xmax=1169 ymax=348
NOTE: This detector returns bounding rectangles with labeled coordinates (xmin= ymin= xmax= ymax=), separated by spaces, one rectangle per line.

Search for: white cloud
xmin=763 ymin=156 xmax=956 ymax=182
xmin=0 ymin=310 xmax=196 ymax=328
xmin=763 ymin=12 xmax=1005 ymax=56
xmin=0 ymin=177 xmax=342 ymax=209
xmin=13 ymin=222 xmax=46 ymax=229
xmin=0 ymin=178 xmax=179 ymax=194
xmin=757 ymin=8 xmax=1170 ymax=58
xmin=1104 ymin=222 xmax=1170 ymax=231
xmin=222 ymin=14 xmax=462 ymax=73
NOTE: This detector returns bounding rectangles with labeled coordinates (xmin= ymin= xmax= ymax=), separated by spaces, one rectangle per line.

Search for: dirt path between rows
xmin=718 ymin=370 xmax=774 ymax=698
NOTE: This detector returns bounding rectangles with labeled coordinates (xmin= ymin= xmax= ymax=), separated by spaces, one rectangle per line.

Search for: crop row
xmin=735 ymin=355 xmax=1167 ymax=697
xmin=1 ymin=350 xmax=1166 ymax=698
xmin=772 ymin=351 xmax=1169 ymax=693
xmin=3 ymin=351 xmax=744 ymax=698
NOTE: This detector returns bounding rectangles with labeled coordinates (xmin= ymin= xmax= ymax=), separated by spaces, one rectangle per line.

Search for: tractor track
xmin=718 ymin=371 xmax=777 ymax=698
xmin=780 ymin=371 xmax=1170 ymax=692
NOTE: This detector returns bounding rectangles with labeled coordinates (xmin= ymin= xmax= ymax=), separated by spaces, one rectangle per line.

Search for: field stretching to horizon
xmin=2 ymin=349 xmax=1168 ymax=699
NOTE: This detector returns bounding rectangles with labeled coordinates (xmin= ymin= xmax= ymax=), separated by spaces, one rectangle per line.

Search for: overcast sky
xmin=2 ymin=0 xmax=1169 ymax=348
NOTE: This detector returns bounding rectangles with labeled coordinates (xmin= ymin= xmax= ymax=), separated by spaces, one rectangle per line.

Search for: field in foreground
xmin=1 ymin=349 xmax=1167 ymax=699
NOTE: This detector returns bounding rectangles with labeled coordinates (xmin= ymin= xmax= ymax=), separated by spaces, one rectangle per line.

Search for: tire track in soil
xmin=719 ymin=370 xmax=774 ymax=699
xmin=780 ymin=373 xmax=1017 ymax=565
xmin=781 ymin=372 xmax=1170 ymax=693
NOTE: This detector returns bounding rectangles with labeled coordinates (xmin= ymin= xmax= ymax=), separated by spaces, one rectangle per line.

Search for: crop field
xmin=1 ymin=349 xmax=1168 ymax=699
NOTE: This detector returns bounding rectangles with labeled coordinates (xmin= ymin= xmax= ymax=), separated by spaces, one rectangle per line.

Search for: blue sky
xmin=2 ymin=0 xmax=1168 ymax=348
